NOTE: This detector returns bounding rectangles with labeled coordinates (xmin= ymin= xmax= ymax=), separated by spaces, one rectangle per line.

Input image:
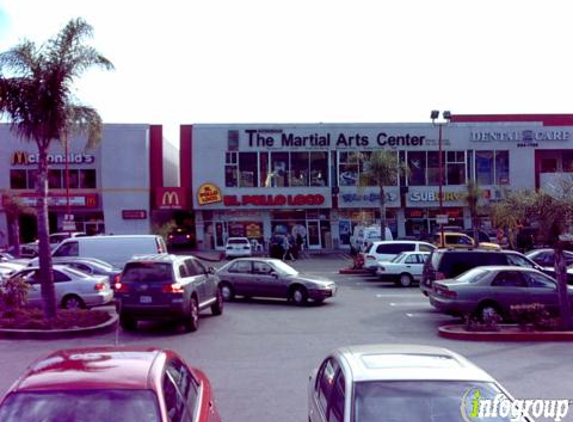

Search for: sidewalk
xmin=182 ymin=248 xmax=351 ymax=262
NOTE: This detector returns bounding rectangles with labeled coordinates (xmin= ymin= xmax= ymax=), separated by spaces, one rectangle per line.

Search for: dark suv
xmin=115 ymin=254 xmax=223 ymax=331
xmin=420 ymin=248 xmax=555 ymax=297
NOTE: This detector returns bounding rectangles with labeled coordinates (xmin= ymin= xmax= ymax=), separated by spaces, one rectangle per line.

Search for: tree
xmin=1 ymin=193 xmax=35 ymax=258
xmin=491 ymin=190 xmax=529 ymax=250
xmin=0 ymin=18 xmax=113 ymax=320
xmin=464 ymin=181 xmax=482 ymax=246
xmin=357 ymin=151 xmax=409 ymax=239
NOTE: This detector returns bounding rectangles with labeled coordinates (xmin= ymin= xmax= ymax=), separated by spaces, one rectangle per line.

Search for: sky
xmin=1 ymin=1 xmax=573 ymax=143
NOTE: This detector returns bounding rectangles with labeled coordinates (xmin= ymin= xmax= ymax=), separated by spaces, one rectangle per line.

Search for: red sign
xmin=223 ymin=194 xmax=325 ymax=207
xmin=155 ymin=188 xmax=188 ymax=210
xmin=122 ymin=210 xmax=147 ymax=220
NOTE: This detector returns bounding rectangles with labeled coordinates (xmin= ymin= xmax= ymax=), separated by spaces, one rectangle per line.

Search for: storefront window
xmin=339 ymin=152 xmax=359 ymax=186
xmin=48 ymin=169 xmax=63 ymax=189
xmin=290 ymin=152 xmax=309 ymax=187
xmin=310 ymin=152 xmax=328 ymax=186
xmin=407 ymin=151 xmax=426 ymax=186
xmin=427 ymin=151 xmax=443 ymax=186
xmin=66 ymin=169 xmax=79 ymax=189
xmin=564 ymin=152 xmax=573 ymax=173
xmin=27 ymin=170 xmax=38 ymax=190
xmin=446 ymin=151 xmax=465 ymax=185
xmin=225 ymin=152 xmax=238 ymax=187
xmin=10 ymin=170 xmax=27 ymax=189
xmin=79 ymin=169 xmax=96 ymax=189
xmin=495 ymin=151 xmax=510 ymax=185
xmin=260 ymin=153 xmax=269 ymax=187
xmin=270 ymin=152 xmax=289 ymax=187
xmin=239 ymin=152 xmax=257 ymax=187
xmin=475 ymin=151 xmax=494 ymax=185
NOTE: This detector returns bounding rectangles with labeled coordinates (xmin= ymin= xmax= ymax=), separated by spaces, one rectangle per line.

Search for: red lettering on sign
xmin=223 ymin=194 xmax=325 ymax=207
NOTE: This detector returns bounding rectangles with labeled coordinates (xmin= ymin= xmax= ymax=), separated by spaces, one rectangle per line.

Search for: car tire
xmin=211 ymin=287 xmax=224 ymax=316
xmin=61 ymin=294 xmax=86 ymax=310
xmin=220 ymin=282 xmax=235 ymax=301
xmin=290 ymin=285 xmax=308 ymax=306
xmin=184 ymin=296 xmax=199 ymax=332
xmin=477 ymin=301 xmax=503 ymax=322
xmin=119 ymin=314 xmax=137 ymax=331
xmin=397 ymin=273 xmax=414 ymax=288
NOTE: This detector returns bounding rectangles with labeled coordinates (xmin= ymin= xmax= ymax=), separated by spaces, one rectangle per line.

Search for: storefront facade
xmin=184 ymin=116 xmax=573 ymax=250
xmin=0 ymin=124 xmax=172 ymax=246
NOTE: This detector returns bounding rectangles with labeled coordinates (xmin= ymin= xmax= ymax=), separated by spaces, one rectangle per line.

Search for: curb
xmin=0 ymin=313 xmax=118 ymax=340
xmin=438 ymin=324 xmax=573 ymax=341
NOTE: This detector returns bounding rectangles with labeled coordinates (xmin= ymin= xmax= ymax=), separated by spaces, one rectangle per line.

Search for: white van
xmin=349 ymin=225 xmax=393 ymax=255
xmin=45 ymin=235 xmax=167 ymax=268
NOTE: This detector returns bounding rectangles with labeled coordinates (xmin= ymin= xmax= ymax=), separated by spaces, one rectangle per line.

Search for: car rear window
xmin=376 ymin=244 xmax=416 ymax=255
xmin=0 ymin=390 xmax=160 ymax=422
xmin=122 ymin=263 xmax=173 ymax=282
xmin=228 ymin=238 xmax=249 ymax=245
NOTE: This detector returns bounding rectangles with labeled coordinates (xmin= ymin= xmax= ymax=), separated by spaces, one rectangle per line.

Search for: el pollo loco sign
xmin=223 ymin=194 xmax=325 ymax=207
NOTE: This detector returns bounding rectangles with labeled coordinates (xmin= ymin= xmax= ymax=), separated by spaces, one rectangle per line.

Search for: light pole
xmin=430 ymin=110 xmax=451 ymax=245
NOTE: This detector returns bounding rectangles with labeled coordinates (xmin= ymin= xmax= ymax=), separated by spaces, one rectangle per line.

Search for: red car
xmin=0 ymin=346 xmax=221 ymax=422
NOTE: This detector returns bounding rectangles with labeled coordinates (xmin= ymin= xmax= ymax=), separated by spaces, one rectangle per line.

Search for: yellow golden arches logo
xmin=11 ymin=151 xmax=29 ymax=165
xmin=197 ymin=183 xmax=222 ymax=206
xmin=162 ymin=190 xmax=180 ymax=207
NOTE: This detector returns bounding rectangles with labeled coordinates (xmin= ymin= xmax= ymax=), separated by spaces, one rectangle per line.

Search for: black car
xmin=114 ymin=254 xmax=223 ymax=332
xmin=167 ymin=226 xmax=195 ymax=248
xmin=420 ymin=248 xmax=572 ymax=297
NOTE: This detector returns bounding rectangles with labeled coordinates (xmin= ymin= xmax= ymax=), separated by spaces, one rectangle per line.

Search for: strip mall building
xmin=2 ymin=114 xmax=573 ymax=251
xmin=183 ymin=115 xmax=573 ymax=251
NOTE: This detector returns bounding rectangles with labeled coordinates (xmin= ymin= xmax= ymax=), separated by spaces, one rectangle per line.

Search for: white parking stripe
xmin=389 ymin=302 xmax=428 ymax=307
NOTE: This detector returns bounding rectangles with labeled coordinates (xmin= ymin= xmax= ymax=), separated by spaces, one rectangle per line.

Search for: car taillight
xmin=435 ymin=285 xmax=457 ymax=299
xmin=366 ymin=254 xmax=376 ymax=260
xmin=162 ymin=283 xmax=184 ymax=294
xmin=94 ymin=282 xmax=107 ymax=291
xmin=186 ymin=234 xmax=191 ymax=239
xmin=115 ymin=282 xmax=130 ymax=293
xmin=436 ymin=272 xmax=446 ymax=280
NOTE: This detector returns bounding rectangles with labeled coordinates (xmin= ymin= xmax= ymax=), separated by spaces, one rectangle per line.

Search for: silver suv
xmin=115 ymin=254 xmax=223 ymax=332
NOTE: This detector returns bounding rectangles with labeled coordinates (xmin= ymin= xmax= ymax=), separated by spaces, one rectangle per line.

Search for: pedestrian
xmin=283 ymin=235 xmax=295 ymax=261
xmin=296 ymin=233 xmax=304 ymax=252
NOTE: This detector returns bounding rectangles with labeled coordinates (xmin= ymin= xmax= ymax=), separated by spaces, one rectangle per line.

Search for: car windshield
xmin=271 ymin=260 xmax=299 ymax=276
xmin=0 ymin=389 xmax=161 ymax=422
xmin=455 ymin=267 xmax=490 ymax=283
xmin=354 ymin=380 xmax=522 ymax=422
xmin=122 ymin=263 xmax=173 ymax=282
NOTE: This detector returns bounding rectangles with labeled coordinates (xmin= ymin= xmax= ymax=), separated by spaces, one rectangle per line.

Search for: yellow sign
xmin=197 ymin=183 xmax=222 ymax=206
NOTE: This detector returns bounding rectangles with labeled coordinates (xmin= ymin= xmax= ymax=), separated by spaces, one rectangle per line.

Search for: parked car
xmin=167 ymin=226 xmax=195 ymax=248
xmin=349 ymin=225 xmax=393 ymax=255
xmin=362 ymin=240 xmax=435 ymax=273
xmin=224 ymin=236 xmax=253 ymax=259
xmin=50 ymin=234 xmax=167 ymax=268
xmin=432 ymin=231 xmax=501 ymax=250
xmin=43 ymin=257 xmax=122 ymax=285
xmin=0 ymin=262 xmax=26 ymax=281
xmin=0 ymin=346 xmax=222 ymax=422
xmin=375 ymin=251 xmax=430 ymax=287
xmin=430 ymin=265 xmax=573 ymax=320
xmin=48 ymin=231 xmax=87 ymax=250
xmin=114 ymin=254 xmax=223 ymax=331
xmin=420 ymin=247 xmax=562 ymax=297
xmin=308 ymin=344 xmax=525 ymax=422
xmin=6 ymin=265 xmax=113 ymax=309
xmin=525 ymin=248 xmax=573 ymax=267
xmin=216 ymin=258 xmax=337 ymax=305
xmin=463 ymin=228 xmax=495 ymax=244
xmin=0 ymin=252 xmax=15 ymax=262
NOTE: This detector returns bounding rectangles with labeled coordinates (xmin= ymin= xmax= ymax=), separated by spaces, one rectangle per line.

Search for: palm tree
xmin=0 ymin=18 xmax=113 ymax=320
xmin=1 ymin=193 xmax=35 ymax=258
xmin=358 ymin=151 xmax=409 ymax=240
xmin=464 ymin=181 xmax=482 ymax=246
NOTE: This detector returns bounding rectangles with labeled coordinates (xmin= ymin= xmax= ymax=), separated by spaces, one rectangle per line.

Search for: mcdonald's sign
xmin=155 ymin=187 xmax=187 ymax=210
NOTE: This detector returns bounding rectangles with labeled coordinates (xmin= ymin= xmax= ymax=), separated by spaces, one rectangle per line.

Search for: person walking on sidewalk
xmin=283 ymin=235 xmax=296 ymax=261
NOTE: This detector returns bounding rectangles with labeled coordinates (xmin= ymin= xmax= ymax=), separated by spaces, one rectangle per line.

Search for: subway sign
xmin=11 ymin=151 xmax=95 ymax=165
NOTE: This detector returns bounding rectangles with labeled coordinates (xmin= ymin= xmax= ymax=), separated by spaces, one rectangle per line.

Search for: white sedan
xmin=6 ymin=265 xmax=113 ymax=309
xmin=375 ymin=251 xmax=430 ymax=287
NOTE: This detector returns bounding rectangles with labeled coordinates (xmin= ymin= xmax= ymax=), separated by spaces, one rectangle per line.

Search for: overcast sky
xmin=1 ymin=1 xmax=572 ymax=142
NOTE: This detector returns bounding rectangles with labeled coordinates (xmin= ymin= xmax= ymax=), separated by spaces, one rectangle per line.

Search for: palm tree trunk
xmin=36 ymin=147 xmax=57 ymax=320
xmin=379 ymin=187 xmax=387 ymax=240
xmin=554 ymin=242 xmax=572 ymax=329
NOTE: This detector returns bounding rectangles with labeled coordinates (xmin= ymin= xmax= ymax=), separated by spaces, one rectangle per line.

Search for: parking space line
xmin=389 ymin=302 xmax=429 ymax=307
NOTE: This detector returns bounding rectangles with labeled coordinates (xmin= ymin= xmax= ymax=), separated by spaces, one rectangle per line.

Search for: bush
xmin=510 ymin=303 xmax=559 ymax=331
xmin=464 ymin=311 xmax=502 ymax=332
xmin=0 ymin=277 xmax=29 ymax=313
xmin=0 ymin=308 xmax=111 ymax=329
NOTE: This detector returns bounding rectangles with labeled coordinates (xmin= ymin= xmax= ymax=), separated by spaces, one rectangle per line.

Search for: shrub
xmin=464 ymin=312 xmax=501 ymax=332
xmin=510 ymin=303 xmax=559 ymax=331
xmin=0 ymin=277 xmax=29 ymax=313
xmin=0 ymin=308 xmax=111 ymax=329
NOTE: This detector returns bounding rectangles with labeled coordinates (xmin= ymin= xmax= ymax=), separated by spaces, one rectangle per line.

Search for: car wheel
xmin=61 ymin=294 xmax=86 ymax=310
xmin=211 ymin=287 xmax=224 ymax=316
xmin=119 ymin=314 xmax=137 ymax=331
xmin=184 ymin=296 xmax=199 ymax=332
xmin=397 ymin=273 xmax=414 ymax=288
xmin=290 ymin=285 xmax=308 ymax=306
xmin=477 ymin=302 xmax=503 ymax=322
xmin=220 ymin=282 xmax=235 ymax=301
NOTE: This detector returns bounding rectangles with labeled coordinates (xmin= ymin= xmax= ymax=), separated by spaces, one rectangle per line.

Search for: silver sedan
xmin=216 ymin=258 xmax=337 ymax=305
xmin=7 ymin=265 xmax=113 ymax=309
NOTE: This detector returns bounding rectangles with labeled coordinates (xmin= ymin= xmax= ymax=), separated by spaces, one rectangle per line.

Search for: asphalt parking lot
xmin=0 ymin=255 xmax=572 ymax=422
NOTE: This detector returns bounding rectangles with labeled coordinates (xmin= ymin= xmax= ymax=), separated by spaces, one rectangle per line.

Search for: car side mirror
xmin=208 ymin=267 xmax=216 ymax=275
xmin=270 ymin=271 xmax=279 ymax=278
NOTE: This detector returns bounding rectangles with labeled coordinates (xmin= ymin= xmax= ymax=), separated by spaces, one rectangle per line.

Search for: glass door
xmin=307 ymin=220 xmax=321 ymax=249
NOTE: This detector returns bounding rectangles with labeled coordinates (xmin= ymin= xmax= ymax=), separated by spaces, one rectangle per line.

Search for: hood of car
xmin=288 ymin=273 xmax=333 ymax=286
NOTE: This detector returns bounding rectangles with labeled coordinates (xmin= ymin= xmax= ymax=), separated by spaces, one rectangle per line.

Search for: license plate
xmin=140 ymin=296 xmax=152 ymax=304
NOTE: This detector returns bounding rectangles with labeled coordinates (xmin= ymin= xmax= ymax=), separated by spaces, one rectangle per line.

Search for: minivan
xmin=362 ymin=241 xmax=436 ymax=273
xmin=45 ymin=235 xmax=167 ymax=268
